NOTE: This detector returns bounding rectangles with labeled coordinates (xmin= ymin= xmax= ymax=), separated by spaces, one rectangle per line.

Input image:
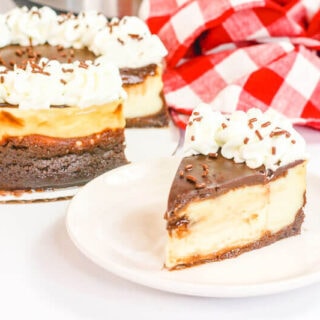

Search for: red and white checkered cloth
xmin=140 ymin=0 xmax=320 ymax=129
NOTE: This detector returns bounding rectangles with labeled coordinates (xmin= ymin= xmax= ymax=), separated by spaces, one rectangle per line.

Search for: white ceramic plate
xmin=0 ymin=124 xmax=181 ymax=203
xmin=66 ymin=157 xmax=320 ymax=298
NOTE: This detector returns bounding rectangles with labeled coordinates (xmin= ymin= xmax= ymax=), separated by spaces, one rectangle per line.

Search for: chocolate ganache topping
xmin=166 ymin=154 xmax=304 ymax=221
xmin=0 ymin=44 xmax=157 ymax=90
xmin=0 ymin=44 xmax=95 ymax=68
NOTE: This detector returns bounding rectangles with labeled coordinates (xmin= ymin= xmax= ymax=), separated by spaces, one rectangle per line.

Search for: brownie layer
xmin=168 ymin=208 xmax=305 ymax=270
xmin=0 ymin=129 xmax=127 ymax=190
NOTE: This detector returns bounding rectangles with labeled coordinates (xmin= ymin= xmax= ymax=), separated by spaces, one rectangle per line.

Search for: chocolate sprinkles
xmin=208 ymin=152 xmax=218 ymax=159
xmin=255 ymin=129 xmax=263 ymax=141
xmin=186 ymin=175 xmax=197 ymax=184
xmin=261 ymin=121 xmax=271 ymax=128
xmin=270 ymin=129 xmax=290 ymax=138
xmin=195 ymin=182 xmax=206 ymax=189
xmin=248 ymin=117 xmax=257 ymax=129
xmin=117 ymin=37 xmax=125 ymax=45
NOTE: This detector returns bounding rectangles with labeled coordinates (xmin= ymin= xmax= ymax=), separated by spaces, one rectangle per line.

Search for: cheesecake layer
xmin=0 ymin=101 xmax=124 ymax=141
xmin=122 ymin=65 xmax=168 ymax=125
xmin=167 ymin=209 xmax=304 ymax=270
xmin=0 ymin=128 xmax=127 ymax=190
xmin=165 ymin=155 xmax=306 ymax=270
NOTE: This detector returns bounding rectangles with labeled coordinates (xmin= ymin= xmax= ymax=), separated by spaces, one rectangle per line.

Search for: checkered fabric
xmin=141 ymin=0 xmax=320 ymax=129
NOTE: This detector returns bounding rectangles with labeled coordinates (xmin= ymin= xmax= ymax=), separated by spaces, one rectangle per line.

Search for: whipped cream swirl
xmin=0 ymin=6 xmax=167 ymax=68
xmin=184 ymin=104 xmax=307 ymax=170
xmin=0 ymin=58 xmax=126 ymax=109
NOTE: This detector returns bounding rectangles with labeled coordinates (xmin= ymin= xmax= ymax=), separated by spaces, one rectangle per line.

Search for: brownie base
xmin=125 ymin=102 xmax=169 ymax=128
xmin=168 ymin=208 xmax=305 ymax=270
xmin=0 ymin=129 xmax=128 ymax=190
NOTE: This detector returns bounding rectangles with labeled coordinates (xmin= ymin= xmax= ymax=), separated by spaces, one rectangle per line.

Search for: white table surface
xmin=1 ymin=1 xmax=320 ymax=319
xmin=0 ymin=129 xmax=319 ymax=320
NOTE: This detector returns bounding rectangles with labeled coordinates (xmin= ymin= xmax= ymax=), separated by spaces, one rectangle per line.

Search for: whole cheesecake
xmin=0 ymin=57 xmax=127 ymax=191
xmin=0 ymin=6 xmax=168 ymax=127
xmin=0 ymin=6 xmax=168 ymax=192
xmin=164 ymin=105 xmax=308 ymax=270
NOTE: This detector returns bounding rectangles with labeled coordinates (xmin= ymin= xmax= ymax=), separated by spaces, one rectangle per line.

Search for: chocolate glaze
xmin=166 ymin=154 xmax=304 ymax=224
xmin=121 ymin=64 xmax=157 ymax=85
xmin=0 ymin=44 xmax=156 ymax=85
xmin=0 ymin=44 xmax=95 ymax=67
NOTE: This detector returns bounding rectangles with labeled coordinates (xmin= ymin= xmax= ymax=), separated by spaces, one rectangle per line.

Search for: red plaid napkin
xmin=140 ymin=0 xmax=320 ymax=130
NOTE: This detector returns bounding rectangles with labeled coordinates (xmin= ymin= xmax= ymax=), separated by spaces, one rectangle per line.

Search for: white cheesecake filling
xmin=165 ymin=162 xmax=306 ymax=268
xmin=267 ymin=161 xmax=306 ymax=233
xmin=122 ymin=66 xmax=164 ymax=118
xmin=0 ymin=100 xmax=124 ymax=140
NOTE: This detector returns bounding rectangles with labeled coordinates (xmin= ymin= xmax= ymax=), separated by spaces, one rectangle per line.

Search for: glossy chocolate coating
xmin=0 ymin=44 xmax=156 ymax=85
xmin=166 ymin=154 xmax=303 ymax=217
xmin=0 ymin=44 xmax=95 ymax=67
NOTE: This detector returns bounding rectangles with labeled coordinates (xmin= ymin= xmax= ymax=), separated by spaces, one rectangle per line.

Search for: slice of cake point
xmin=164 ymin=104 xmax=308 ymax=270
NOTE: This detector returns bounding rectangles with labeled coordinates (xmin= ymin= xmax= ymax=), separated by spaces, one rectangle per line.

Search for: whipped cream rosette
xmin=184 ymin=104 xmax=308 ymax=171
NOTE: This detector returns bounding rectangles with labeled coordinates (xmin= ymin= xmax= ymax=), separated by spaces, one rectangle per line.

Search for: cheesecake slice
xmin=164 ymin=105 xmax=307 ymax=270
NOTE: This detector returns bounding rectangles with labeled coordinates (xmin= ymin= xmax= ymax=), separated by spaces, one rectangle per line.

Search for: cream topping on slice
xmin=183 ymin=104 xmax=307 ymax=170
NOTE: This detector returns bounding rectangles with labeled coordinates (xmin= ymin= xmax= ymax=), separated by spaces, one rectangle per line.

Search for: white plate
xmin=0 ymin=124 xmax=181 ymax=203
xmin=66 ymin=157 xmax=320 ymax=298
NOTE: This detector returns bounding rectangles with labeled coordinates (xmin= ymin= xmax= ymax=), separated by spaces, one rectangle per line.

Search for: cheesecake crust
xmin=0 ymin=128 xmax=128 ymax=190
xmin=168 ymin=207 xmax=305 ymax=270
